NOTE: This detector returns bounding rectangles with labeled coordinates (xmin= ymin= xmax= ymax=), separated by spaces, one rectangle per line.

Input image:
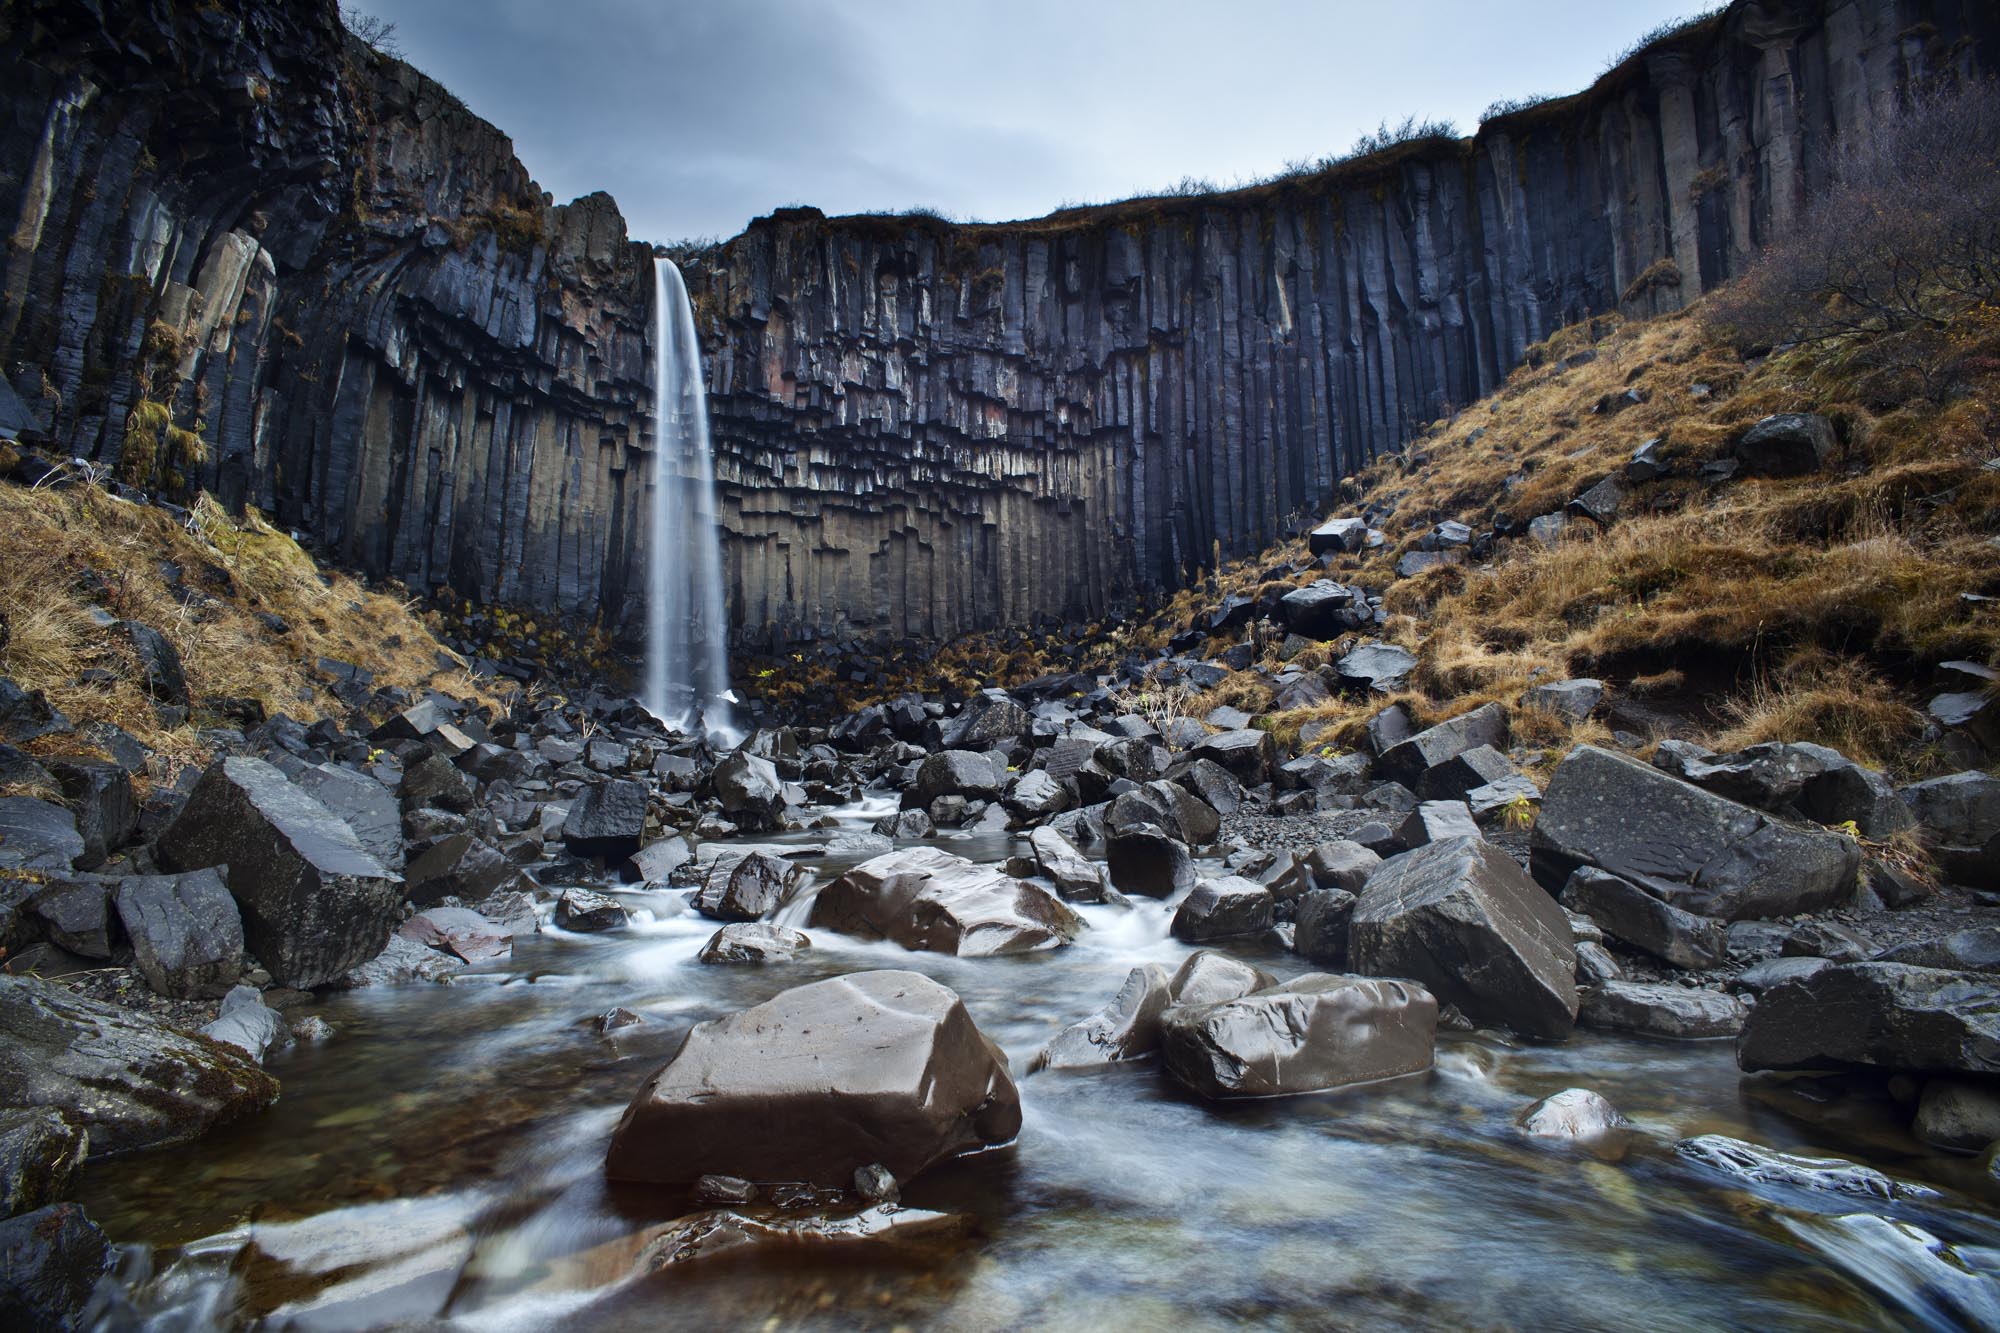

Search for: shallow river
xmin=77 ymin=804 xmax=2000 ymax=1331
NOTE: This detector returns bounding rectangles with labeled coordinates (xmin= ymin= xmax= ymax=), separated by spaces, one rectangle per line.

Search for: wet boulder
xmin=1028 ymin=825 xmax=1110 ymax=903
xmin=111 ymin=869 xmax=243 ymax=999
xmin=398 ymin=906 xmax=513 ymax=964
xmin=1579 ymin=981 xmax=1747 ymax=1039
xmin=198 ymin=985 xmax=289 ymax=1065
xmin=0 ymin=798 xmax=83 ymax=873
xmin=1167 ymin=951 xmax=1276 ymax=1009
xmin=563 ymin=779 xmax=649 ymax=860
xmin=1517 ymin=1088 xmax=1628 ymax=1140
xmin=715 ymin=751 xmax=787 ymax=828
xmin=340 ymin=934 xmax=464 ymax=987
xmin=697 ymin=922 xmax=810 ymax=964
xmin=1916 ymin=1078 xmax=2000 ymax=1154
xmin=1559 ymin=867 xmax=1725 ymax=971
xmin=691 ymin=850 xmax=809 ymax=922
xmin=0 ymin=1109 xmax=86 ymax=1220
xmin=1170 ymin=877 xmax=1274 ymax=943
xmin=1293 ymin=887 xmax=1357 ymax=967
xmin=606 ymin=970 xmax=1019 ymax=1188
xmin=1162 ymin=974 xmax=1438 ymax=1099
xmin=1530 ymin=745 xmax=1859 ymax=921
xmin=556 ymin=887 xmax=629 ymax=932
xmin=156 ymin=757 xmax=401 ymax=989
xmin=1005 ymin=769 xmax=1068 ymax=819
xmin=809 ymin=847 xmax=1083 ymax=956
xmin=1350 ymin=836 xmax=1578 ymax=1040
xmin=1032 ymin=963 xmax=1172 ymax=1071
xmin=1392 ymin=800 xmax=1482 ymax=851
xmin=1674 ymin=1134 xmax=1929 ymax=1201
xmin=905 ymin=751 xmax=1003 ymax=809
xmin=940 ymin=693 xmax=1032 ymax=749
xmin=1877 ymin=927 xmax=2000 ymax=974
xmin=1738 ymin=962 xmax=2000 ymax=1075
xmin=0 ymin=1202 xmax=108 ymax=1329
xmin=0 ymin=976 xmax=275 ymax=1153
xmin=1105 ymin=823 xmax=1194 ymax=898
xmin=399 ymin=751 xmax=474 ymax=815
xmin=1176 ymin=759 xmax=1245 ymax=816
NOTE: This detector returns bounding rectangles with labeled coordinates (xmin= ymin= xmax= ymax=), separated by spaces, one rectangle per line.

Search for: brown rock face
xmin=1161 ymin=973 xmax=1438 ymax=1099
xmin=604 ymin=970 xmax=1019 ymax=1188
xmin=808 ymin=847 xmax=1084 ymax=955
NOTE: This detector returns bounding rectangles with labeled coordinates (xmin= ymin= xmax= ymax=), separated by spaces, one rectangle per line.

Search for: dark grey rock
xmin=1559 ymin=867 xmax=1725 ymax=970
xmin=1376 ymin=703 xmax=1508 ymax=788
xmin=1293 ymin=887 xmax=1356 ymax=967
xmin=198 ymin=985 xmax=288 ymax=1064
xmin=1675 ymin=1134 xmax=1930 ymax=1200
xmin=1530 ymin=745 xmax=1860 ymax=921
xmin=1517 ymin=1088 xmax=1628 ymax=1139
xmin=809 ymin=847 xmax=1082 ymax=955
xmin=0 ymin=1109 xmax=86 ymax=1221
xmin=0 ymin=799 xmax=83 ymax=873
xmin=691 ymin=850 xmax=808 ymax=922
xmin=1028 ymin=825 xmax=1109 ymax=903
xmin=157 ymin=757 xmax=401 ymax=989
xmin=1580 ymin=981 xmax=1746 ymax=1039
xmin=1351 ymin=836 xmax=1577 ymax=1040
xmin=294 ymin=762 xmax=405 ymax=874
xmin=1736 ymin=412 xmax=1834 ymax=476
xmin=0 ymin=1202 xmax=108 ymax=1329
xmin=45 ymin=759 xmax=134 ymax=870
xmin=697 ymin=922 xmax=811 ymax=964
xmin=1105 ymin=823 xmax=1194 ymax=898
xmin=120 ymin=621 xmax=188 ymax=706
xmin=556 ymin=887 xmax=629 ymax=932
xmin=1521 ymin=679 xmax=1603 ymax=722
xmin=1738 ymin=962 xmax=2000 ymax=1075
xmin=605 ymin=970 xmax=1018 ymax=1188
xmin=1032 ymin=963 xmax=1172 ymax=1071
xmin=1337 ymin=642 xmax=1418 ymax=694
xmin=111 ymin=869 xmax=243 ymax=998
xmin=563 ymin=779 xmax=649 ymax=860
xmin=1162 ymin=974 xmax=1437 ymax=1099
xmin=0 ymin=976 xmax=275 ymax=1153
xmin=1170 ymin=876 xmax=1275 ymax=943
xmin=405 ymin=833 xmax=519 ymax=907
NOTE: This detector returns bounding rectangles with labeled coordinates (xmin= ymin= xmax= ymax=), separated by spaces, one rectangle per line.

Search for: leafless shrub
xmin=341 ymin=5 xmax=403 ymax=59
xmin=1708 ymin=78 xmax=2000 ymax=398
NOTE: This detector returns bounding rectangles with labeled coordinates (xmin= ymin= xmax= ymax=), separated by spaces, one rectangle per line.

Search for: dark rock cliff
xmin=1 ymin=0 xmax=1995 ymax=651
xmin=0 ymin=0 xmax=654 ymax=622
xmin=696 ymin=0 xmax=1999 ymax=646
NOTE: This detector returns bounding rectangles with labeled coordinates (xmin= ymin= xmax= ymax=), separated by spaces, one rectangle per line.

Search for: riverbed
xmin=79 ymin=808 xmax=2000 ymax=1331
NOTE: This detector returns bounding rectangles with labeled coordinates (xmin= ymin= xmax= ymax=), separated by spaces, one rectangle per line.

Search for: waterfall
xmin=644 ymin=257 xmax=737 ymax=743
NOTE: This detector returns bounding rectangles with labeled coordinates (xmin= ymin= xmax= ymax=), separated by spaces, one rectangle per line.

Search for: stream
xmin=77 ymin=802 xmax=2000 ymax=1331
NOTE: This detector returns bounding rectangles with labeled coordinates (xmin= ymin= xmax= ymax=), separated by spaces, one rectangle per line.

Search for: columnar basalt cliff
xmin=0 ymin=0 xmax=1994 ymax=651
xmin=0 ymin=0 xmax=654 ymax=621
xmin=695 ymin=0 xmax=1998 ymax=645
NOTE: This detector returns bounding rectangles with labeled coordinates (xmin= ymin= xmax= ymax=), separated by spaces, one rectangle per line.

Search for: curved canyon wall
xmin=0 ymin=0 xmax=655 ymax=622
xmin=0 ymin=0 xmax=1995 ymax=651
xmin=697 ymin=0 xmax=1999 ymax=645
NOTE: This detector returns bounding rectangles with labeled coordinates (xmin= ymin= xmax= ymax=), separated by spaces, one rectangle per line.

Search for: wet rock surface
xmin=0 ymin=976 xmax=276 ymax=1155
xmin=605 ymin=971 xmax=1019 ymax=1188
xmin=1161 ymin=974 xmax=1438 ymax=1099
xmin=810 ymin=847 xmax=1083 ymax=955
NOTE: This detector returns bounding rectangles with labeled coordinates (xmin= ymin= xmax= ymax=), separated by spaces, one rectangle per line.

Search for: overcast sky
xmin=346 ymin=0 xmax=1708 ymax=245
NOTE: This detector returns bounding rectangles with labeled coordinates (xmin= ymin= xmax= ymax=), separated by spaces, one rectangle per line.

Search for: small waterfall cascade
xmin=644 ymin=257 xmax=737 ymax=742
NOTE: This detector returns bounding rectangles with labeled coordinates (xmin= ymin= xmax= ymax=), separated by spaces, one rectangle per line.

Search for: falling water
xmin=644 ymin=257 xmax=736 ymax=742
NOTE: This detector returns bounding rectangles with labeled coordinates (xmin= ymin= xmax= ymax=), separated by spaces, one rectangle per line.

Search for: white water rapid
xmin=643 ymin=257 xmax=736 ymax=744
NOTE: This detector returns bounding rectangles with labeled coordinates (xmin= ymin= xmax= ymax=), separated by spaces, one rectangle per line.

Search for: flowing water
xmin=643 ymin=257 xmax=735 ymax=744
xmin=80 ymin=810 xmax=2000 ymax=1331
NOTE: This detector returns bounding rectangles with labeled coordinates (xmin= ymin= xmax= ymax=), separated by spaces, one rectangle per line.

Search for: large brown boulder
xmin=605 ymin=970 xmax=1019 ymax=1188
xmin=156 ymin=757 xmax=401 ymax=988
xmin=808 ymin=847 xmax=1083 ymax=955
xmin=1351 ymin=836 xmax=1578 ymax=1040
xmin=1161 ymin=974 xmax=1437 ymax=1099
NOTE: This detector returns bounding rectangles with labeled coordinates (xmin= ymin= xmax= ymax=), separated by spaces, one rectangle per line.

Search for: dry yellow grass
xmin=0 ymin=482 xmax=507 ymax=782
